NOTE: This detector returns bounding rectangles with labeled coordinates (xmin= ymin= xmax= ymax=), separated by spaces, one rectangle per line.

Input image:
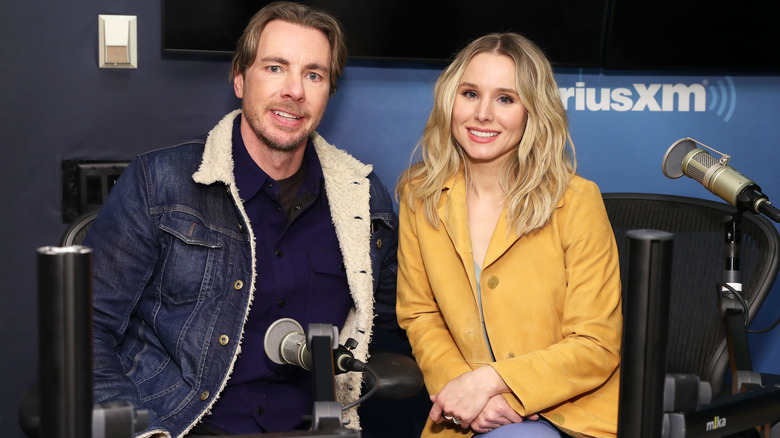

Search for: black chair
xmin=602 ymin=192 xmax=780 ymax=397
xmin=60 ymin=209 xmax=99 ymax=246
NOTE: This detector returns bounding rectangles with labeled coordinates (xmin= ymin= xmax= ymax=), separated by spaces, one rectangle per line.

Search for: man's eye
xmin=269 ymin=66 xmax=281 ymax=73
xmin=307 ymin=72 xmax=322 ymax=81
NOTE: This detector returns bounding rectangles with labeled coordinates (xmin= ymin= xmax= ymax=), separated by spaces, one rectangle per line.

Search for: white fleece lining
xmin=185 ymin=110 xmax=375 ymax=435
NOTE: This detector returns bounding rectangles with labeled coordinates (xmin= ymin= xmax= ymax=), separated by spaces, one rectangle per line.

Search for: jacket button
xmin=200 ymin=391 xmax=210 ymax=401
xmin=233 ymin=280 xmax=243 ymax=291
xmin=375 ymin=238 xmax=382 ymax=249
xmin=219 ymin=335 xmax=229 ymax=345
xmin=551 ymin=413 xmax=565 ymax=425
xmin=506 ymin=352 xmax=515 ymax=359
xmin=257 ymin=407 xmax=264 ymax=415
xmin=275 ymin=249 xmax=283 ymax=257
xmin=486 ymin=275 xmax=499 ymax=289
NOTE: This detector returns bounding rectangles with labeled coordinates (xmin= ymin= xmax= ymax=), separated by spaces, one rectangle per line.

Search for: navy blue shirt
xmin=203 ymin=116 xmax=353 ymax=434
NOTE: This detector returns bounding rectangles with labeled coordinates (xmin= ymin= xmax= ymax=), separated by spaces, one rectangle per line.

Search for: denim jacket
xmin=86 ymin=110 xmax=399 ymax=438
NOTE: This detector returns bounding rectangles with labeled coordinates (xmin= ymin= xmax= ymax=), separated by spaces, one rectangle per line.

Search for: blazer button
xmin=551 ymin=413 xmax=565 ymax=425
xmin=486 ymin=275 xmax=499 ymax=289
xmin=219 ymin=335 xmax=229 ymax=345
xmin=376 ymin=238 xmax=382 ymax=249
xmin=506 ymin=352 xmax=515 ymax=359
xmin=233 ymin=280 xmax=243 ymax=291
xmin=200 ymin=391 xmax=210 ymax=401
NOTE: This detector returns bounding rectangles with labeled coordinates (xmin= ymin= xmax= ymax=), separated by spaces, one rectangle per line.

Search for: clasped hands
xmin=428 ymin=366 xmax=539 ymax=434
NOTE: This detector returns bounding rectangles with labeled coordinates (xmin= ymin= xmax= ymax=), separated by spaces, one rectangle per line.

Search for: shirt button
xmin=486 ymin=275 xmax=499 ymax=289
xmin=200 ymin=391 xmax=210 ymax=401
xmin=277 ymin=299 xmax=286 ymax=308
xmin=257 ymin=407 xmax=264 ymax=415
xmin=233 ymin=280 xmax=244 ymax=291
xmin=294 ymin=204 xmax=302 ymax=211
xmin=376 ymin=238 xmax=382 ymax=249
xmin=275 ymin=250 xmax=283 ymax=257
xmin=219 ymin=335 xmax=229 ymax=345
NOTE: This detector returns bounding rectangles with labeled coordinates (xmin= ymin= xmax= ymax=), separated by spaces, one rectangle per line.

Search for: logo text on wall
xmin=559 ymin=77 xmax=737 ymax=122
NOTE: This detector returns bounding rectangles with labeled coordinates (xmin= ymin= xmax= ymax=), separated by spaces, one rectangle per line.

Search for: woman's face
xmin=451 ymin=52 xmax=528 ymax=165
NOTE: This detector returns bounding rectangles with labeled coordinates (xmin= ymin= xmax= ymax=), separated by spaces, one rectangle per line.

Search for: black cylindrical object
xmin=618 ymin=229 xmax=674 ymax=438
xmin=37 ymin=246 xmax=93 ymax=438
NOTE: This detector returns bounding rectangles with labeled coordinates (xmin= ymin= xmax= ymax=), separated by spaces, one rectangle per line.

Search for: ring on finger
xmin=443 ymin=415 xmax=461 ymax=425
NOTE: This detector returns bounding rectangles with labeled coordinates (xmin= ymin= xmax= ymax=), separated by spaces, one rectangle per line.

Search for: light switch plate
xmin=99 ymin=15 xmax=137 ymax=69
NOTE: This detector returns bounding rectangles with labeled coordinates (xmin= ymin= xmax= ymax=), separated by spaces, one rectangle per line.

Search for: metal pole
xmin=618 ymin=230 xmax=674 ymax=438
xmin=37 ymin=246 xmax=93 ymax=438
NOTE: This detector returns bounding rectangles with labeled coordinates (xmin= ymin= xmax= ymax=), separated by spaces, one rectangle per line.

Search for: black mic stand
xmin=307 ymin=324 xmax=360 ymax=436
xmin=661 ymin=211 xmax=780 ymax=437
xmin=224 ymin=325 xmax=361 ymax=438
xmin=719 ymin=213 xmax=759 ymax=392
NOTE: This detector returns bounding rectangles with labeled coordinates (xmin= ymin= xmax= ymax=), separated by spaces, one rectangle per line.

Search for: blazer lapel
xmin=438 ymin=175 xmax=478 ymax=299
xmin=483 ymin=207 xmax=520 ymax=269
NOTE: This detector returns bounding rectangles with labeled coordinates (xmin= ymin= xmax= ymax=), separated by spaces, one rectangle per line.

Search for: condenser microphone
xmin=263 ymin=318 xmax=361 ymax=374
xmin=662 ymin=138 xmax=771 ymax=215
xmin=264 ymin=318 xmax=314 ymax=370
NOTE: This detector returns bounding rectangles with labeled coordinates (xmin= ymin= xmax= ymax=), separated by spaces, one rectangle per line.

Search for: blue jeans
xmin=473 ymin=418 xmax=564 ymax=438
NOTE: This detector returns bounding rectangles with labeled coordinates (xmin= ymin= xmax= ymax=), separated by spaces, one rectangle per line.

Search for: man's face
xmin=234 ymin=20 xmax=332 ymax=152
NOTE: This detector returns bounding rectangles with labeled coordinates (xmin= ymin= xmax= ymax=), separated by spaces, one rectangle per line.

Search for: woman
xmin=396 ymin=33 xmax=622 ymax=438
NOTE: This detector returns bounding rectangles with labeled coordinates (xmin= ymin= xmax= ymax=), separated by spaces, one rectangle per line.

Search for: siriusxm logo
xmin=559 ymin=77 xmax=737 ymax=122
xmin=706 ymin=416 xmax=727 ymax=431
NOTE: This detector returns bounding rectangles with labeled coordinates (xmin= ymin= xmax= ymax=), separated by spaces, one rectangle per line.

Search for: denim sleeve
xmin=367 ymin=172 xmax=401 ymax=333
xmin=83 ymin=155 xmax=166 ymax=432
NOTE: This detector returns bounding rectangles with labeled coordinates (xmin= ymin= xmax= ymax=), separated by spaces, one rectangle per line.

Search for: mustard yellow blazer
xmin=397 ymin=173 xmax=622 ymax=438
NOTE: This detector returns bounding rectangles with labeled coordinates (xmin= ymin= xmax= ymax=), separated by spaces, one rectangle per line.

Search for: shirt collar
xmin=231 ymin=114 xmax=324 ymax=201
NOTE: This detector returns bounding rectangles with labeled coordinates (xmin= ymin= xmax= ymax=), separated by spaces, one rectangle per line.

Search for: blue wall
xmin=2 ymin=2 xmax=779 ymax=437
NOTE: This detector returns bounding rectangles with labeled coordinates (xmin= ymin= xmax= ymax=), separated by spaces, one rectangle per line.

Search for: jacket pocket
xmin=158 ymin=211 xmax=223 ymax=304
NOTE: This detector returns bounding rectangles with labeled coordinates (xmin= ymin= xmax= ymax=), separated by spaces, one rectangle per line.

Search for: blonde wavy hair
xmin=397 ymin=32 xmax=576 ymax=236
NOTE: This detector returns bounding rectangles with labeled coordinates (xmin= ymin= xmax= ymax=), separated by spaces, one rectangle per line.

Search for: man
xmin=85 ymin=2 xmax=398 ymax=437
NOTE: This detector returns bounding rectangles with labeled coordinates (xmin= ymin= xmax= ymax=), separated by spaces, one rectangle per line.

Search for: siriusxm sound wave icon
xmin=706 ymin=76 xmax=737 ymax=122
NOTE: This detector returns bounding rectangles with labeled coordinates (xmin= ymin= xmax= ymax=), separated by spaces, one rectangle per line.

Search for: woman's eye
xmin=463 ymin=90 xmax=477 ymax=99
xmin=498 ymin=95 xmax=514 ymax=104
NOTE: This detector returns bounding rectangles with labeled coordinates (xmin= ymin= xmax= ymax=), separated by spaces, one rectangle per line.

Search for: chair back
xmin=60 ymin=209 xmax=99 ymax=246
xmin=602 ymin=193 xmax=780 ymax=396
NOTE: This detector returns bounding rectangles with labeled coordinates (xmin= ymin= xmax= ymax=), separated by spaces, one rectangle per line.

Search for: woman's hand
xmin=428 ymin=366 xmax=510 ymax=429
xmin=470 ymin=395 xmax=538 ymax=433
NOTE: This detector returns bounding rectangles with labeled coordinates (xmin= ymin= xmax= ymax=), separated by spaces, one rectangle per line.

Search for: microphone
xmin=662 ymin=138 xmax=773 ymax=216
xmin=263 ymin=318 xmax=362 ymax=374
